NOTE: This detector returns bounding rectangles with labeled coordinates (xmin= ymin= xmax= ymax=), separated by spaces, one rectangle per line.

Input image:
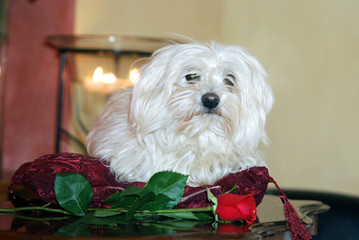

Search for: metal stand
xmin=55 ymin=51 xmax=66 ymax=153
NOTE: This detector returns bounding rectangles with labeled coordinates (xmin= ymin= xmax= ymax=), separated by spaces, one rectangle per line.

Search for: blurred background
xmin=1 ymin=0 xmax=358 ymax=198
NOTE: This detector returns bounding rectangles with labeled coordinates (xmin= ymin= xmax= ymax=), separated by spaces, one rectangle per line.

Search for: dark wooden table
xmin=0 ymin=190 xmax=329 ymax=240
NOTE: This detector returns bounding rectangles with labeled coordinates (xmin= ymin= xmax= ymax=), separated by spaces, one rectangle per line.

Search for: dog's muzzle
xmin=201 ymin=93 xmax=220 ymax=109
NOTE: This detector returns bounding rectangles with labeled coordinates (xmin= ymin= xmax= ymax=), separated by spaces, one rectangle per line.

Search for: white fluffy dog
xmin=86 ymin=42 xmax=274 ymax=186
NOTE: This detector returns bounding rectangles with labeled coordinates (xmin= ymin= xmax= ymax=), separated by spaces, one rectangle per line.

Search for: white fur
xmin=86 ymin=42 xmax=274 ymax=186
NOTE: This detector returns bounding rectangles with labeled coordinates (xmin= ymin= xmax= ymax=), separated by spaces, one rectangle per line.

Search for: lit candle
xmin=83 ymin=67 xmax=139 ymax=94
xmin=83 ymin=67 xmax=119 ymax=94
xmin=129 ymin=68 xmax=140 ymax=85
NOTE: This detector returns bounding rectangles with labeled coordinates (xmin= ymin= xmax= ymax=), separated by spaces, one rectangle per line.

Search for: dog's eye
xmin=185 ymin=73 xmax=200 ymax=82
xmin=223 ymin=74 xmax=235 ymax=86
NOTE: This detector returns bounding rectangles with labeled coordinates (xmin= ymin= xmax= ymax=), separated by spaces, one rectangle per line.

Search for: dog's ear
xmin=129 ymin=45 xmax=176 ymax=136
xmin=251 ymin=64 xmax=274 ymax=115
xmin=246 ymin=56 xmax=274 ymax=146
xmin=229 ymin=47 xmax=274 ymax=148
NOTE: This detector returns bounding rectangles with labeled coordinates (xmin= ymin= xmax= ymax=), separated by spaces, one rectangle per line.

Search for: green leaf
xmin=80 ymin=213 xmax=127 ymax=227
xmin=139 ymin=194 xmax=172 ymax=211
xmin=125 ymin=189 xmax=156 ymax=221
xmin=156 ymin=219 xmax=207 ymax=230
xmin=157 ymin=211 xmax=212 ymax=220
xmin=137 ymin=223 xmax=177 ymax=236
xmin=54 ymin=218 xmax=92 ymax=237
xmin=145 ymin=171 xmax=188 ymax=209
xmin=54 ymin=173 xmax=93 ymax=216
xmin=93 ymin=209 xmax=125 ymax=218
xmin=119 ymin=185 xmax=144 ymax=197
xmin=105 ymin=186 xmax=143 ymax=208
xmin=192 ymin=212 xmax=214 ymax=221
xmin=104 ymin=191 xmax=121 ymax=204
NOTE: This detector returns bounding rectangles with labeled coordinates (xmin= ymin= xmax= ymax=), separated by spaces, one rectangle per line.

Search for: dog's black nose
xmin=201 ymin=93 xmax=220 ymax=109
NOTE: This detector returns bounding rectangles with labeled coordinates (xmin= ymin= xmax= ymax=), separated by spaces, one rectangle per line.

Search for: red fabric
xmin=270 ymin=177 xmax=312 ymax=240
xmin=8 ymin=153 xmax=268 ymax=209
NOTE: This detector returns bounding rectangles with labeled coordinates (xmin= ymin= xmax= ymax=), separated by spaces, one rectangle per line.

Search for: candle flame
xmin=129 ymin=69 xmax=140 ymax=85
xmin=93 ymin=67 xmax=116 ymax=84
xmin=93 ymin=67 xmax=103 ymax=83
xmin=102 ymin=74 xmax=116 ymax=84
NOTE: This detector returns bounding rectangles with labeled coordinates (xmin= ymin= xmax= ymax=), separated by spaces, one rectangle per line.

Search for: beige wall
xmin=75 ymin=0 xmax=223 ymax=40
xmin=75 ymin=0 xmax=359 ymax=197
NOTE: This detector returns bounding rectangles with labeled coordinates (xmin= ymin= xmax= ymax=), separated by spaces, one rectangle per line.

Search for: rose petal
xmin=217 ymin=193 xmax=247 ymax=206
xmin=216 ymin=193 xmax=257 ymax=223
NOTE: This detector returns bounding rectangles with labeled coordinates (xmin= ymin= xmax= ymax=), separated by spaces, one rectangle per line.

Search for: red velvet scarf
xmin=8 ymin=152 xmax=311 ymax=240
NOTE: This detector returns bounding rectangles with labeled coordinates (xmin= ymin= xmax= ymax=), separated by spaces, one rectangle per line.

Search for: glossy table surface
xmin=0 ymin=191 xmax=329 ymax=240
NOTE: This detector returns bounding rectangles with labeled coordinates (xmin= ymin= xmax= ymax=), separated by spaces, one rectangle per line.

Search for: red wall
xmin=2 ymin=0 xmax=74 ymax=172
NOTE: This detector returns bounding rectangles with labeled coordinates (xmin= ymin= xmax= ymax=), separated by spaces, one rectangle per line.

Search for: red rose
xmin=215 ymin=193 xmax=257 ymax=224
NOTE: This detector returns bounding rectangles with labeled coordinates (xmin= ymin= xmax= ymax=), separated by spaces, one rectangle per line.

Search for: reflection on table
xmin=0 ymin=194 xmax=329 ymax=239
